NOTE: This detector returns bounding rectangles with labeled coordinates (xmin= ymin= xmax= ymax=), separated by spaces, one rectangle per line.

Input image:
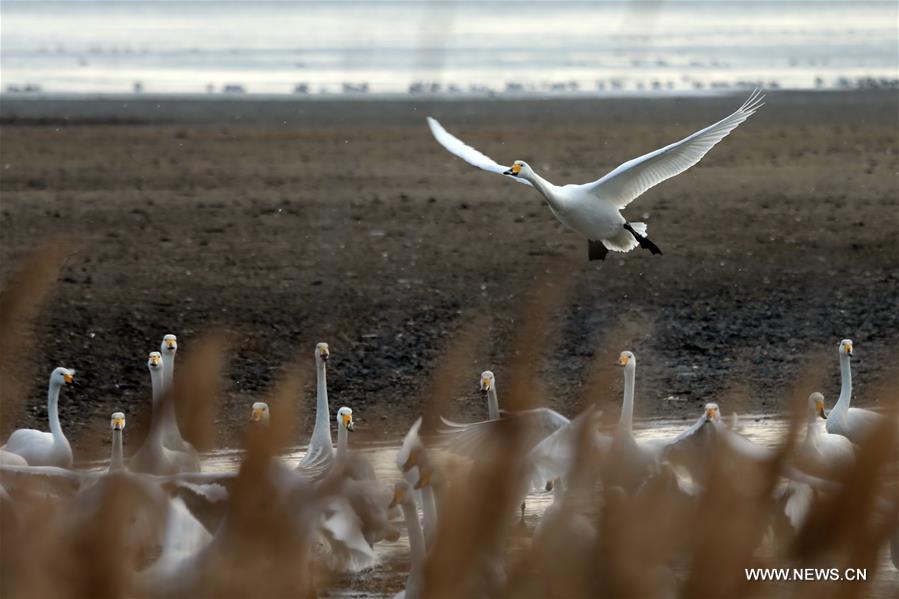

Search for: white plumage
xmin=427 ymin=89 xmax=764 ymax=261
xmin=2 ymin=367 xmax=76 ymax=468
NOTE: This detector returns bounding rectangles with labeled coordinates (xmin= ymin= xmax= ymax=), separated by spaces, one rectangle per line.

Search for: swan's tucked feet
xmin=588 ymin=240 xmax=609 ymax=261
xmin=623 ymin=223 xmax=663 ymax=256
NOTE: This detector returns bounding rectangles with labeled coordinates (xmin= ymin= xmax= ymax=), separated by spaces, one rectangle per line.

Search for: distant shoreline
xmin=2 ymin=88 xmax=896 ymax=126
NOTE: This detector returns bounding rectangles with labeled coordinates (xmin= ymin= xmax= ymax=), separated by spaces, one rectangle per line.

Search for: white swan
xmin=131 ymin=352 xmax=202 ymax=475
xmin=390 ymin=480 xmax=426 ymax=599
xmin=109 ymin=412 xmax=126 ymax=473
xmin=427 ymin=89 xmax=764 ymax=260
xmin=439 ymin=370 xmax=569 ymax=459
xmin=605 ymin=351 xmax=666 ymax=492
xmin=481 ymin=370 xmax=499 ymax=420
xmin=825 ymin=339 xmax=882 ymax=444
xmin=396 ymin=417 xmax=439 ymax=547
xmin=298 ymin=342 xmax=334 ymax=474
xmin=795 ymin=392 xmax=855 ymax=478
xmin=2 ymin=367 xmax=75 ymax=467
xmin=157 ymin=334 xmax=199 ymax=467
xmin=323 ymin=406 xmax=392 ymax=571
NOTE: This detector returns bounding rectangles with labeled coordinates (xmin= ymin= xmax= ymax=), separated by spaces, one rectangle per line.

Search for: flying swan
xmin=427 ymin=89 xmax=764 ymax=260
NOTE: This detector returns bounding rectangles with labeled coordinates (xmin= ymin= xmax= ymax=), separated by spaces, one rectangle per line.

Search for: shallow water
xmin=189 ymin=414 xmax=896 ymax=596
xmin=2 ymin=1 xmax=896 ymax=94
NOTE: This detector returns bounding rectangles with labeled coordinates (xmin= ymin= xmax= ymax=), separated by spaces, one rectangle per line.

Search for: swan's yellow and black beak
xmin=251 ymin=407 xmax=264 ymax=422
xmin=815 ymin=398 xmax=827 ymax=419
xmin=343 ymin=413 xmax=354 ymax=432
xmin=319 ymin=348 xmax=330 ymax=362
xmin=705 ymin=406 xmax=717 ymax=420
xmin=502 ymin=163 xmax=522 ymax=177
xmin=617 ymin=353 xmax=629 ymax=367
xmin=165 ymin=337 xmax=177 ymax=351
xmin=481 ymin=377 xmax=492 ymax=393
xmin=63 ymin=372 xmax=75 ymax=385
xmin=112 ymin=415 xmax=125 ymax=430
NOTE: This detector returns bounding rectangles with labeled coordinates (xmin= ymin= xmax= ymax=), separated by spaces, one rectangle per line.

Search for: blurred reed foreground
xmin=0 ymin=246 xmax=897 ymax=599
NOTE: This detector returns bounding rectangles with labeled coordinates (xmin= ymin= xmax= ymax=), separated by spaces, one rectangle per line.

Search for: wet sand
xmin=1 ymin=90 xmax=897 ymax=454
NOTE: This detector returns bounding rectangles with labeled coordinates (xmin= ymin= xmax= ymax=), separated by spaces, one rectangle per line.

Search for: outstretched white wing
xmin=426 ymin=117 xmax=533 ymax=186
xmin=586 ymin=89 xmax=765 ymax=208
xmin=438 ymin=407 xmax=569 ymax=459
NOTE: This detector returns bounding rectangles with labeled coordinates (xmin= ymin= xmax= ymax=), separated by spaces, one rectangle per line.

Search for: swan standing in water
xmin=131 ymin=353 xmax=202 ymax=475
xmin=796 ymin=392 xmax=855 ymax=478
xmin=397 ymin=417 xmax=439 ymax=547
xmin=427 ymin=90 xmax=764 ymax=260
xmin=298 ymin=342 xmax=334 ymax=475
xmin=825 ymin=339 xmax=882 ymax=444
xmin=2 ymin=367 xmax=76 ymax=467
xmin=605 ymin=351 xmax=667 ymax=493
xmin=158 ymin=335 xmax=200 ymax=469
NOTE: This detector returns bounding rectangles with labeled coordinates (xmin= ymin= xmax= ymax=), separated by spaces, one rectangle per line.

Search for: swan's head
xmin=502 ymin=160 xmax=529 ymax=178
xmin=315 ymin=342 xmax=330 ymax=363
xmin=148 ymin=351 xmax=163 ymax=372
xmin=704 ymin=403 xmax=721 ymax=422
xmin=839 ymin=339 xmax=853 ymax=358
xmin=809 ymin=392 xmax=827 ymax=419
xmin=617 ymin=351 xmax=635 ymax=368
xmin=51 ymin=367 xmax=76 ymax=386
xmin=389 ymin=480 xmax=415 ymax=509
xmin=337 ymin=406 xmax=354 ymax=432
xmin=161 ymin=334 xmax=178 ymax=355
xmin=251 ymin=401 xmax=270 ymax=423
xmin=480 ymin=370 xmax=495 ymax=393
xmin=110 ymin=412 xmax=126 ymax=431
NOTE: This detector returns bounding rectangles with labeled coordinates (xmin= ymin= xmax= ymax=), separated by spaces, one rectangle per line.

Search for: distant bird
xmin=427 ymin=89 xmax=764 ymax=260
xmin=824 ymin=339 xmax=882 ymax=444
xmin=2 ymin=367 xmax=76 ymax=467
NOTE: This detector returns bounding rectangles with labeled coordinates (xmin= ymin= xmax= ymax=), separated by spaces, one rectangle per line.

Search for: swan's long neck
xmin=402 ymin=500 xmax=427 ymax=585
xmin=162 ymin=352 xmax=175 ymax=393
xmin=805 ymin=405 xmax=819 ymax=442
xmin=618 ymin=364 xmax=635 ymax=435
xmin=47 ymin=381 xmax=67 ymax=444
xmin=110 ymin=430 xmax=125 ymax=471
xmin=833 ymin=353 xmax=852 ymax=414
xmin=521 ymin=167 xmax=562 ymax=211
xmin=313 ymin=361 xmax=331 ymax=443
xmin=160 ymin=352 xmax=181 ymax=440
xmin=486 ymin=386 xmax=500 ymax=421
xmin=149 ymin=369 xmax=165 ymax=441
xmin=336 ymin=420 xmax=348 ymax=459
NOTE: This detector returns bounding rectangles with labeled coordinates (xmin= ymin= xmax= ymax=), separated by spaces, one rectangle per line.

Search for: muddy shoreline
xmin=1 ymin=90 xmax=897 ymax=458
